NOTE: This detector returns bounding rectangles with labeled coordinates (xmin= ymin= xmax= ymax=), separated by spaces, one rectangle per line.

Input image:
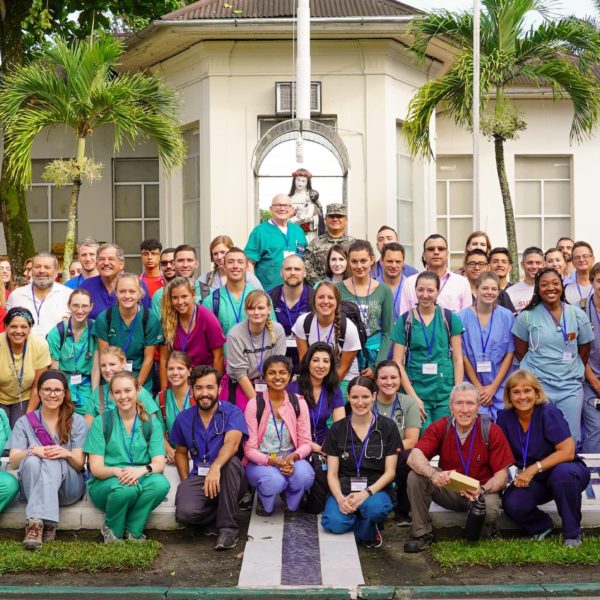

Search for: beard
xmin=33 ymin=277 xmax=54 ymax=289
xmin=196 ymin=396 xmax=219 ymax=411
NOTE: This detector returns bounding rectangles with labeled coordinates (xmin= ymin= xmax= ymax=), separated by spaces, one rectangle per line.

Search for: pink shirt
xmin=399 ymin=270 xmax=472 ymax=315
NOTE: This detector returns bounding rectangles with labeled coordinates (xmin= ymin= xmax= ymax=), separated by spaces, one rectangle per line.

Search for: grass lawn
xmin=432 ymin=537 xmax=600 ymax=569
xmin=0 ymin=540 xmax=161 ymax=573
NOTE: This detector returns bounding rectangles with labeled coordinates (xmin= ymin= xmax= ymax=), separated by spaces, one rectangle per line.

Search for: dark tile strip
xmin=280 ymin=511 xmax=322 ymax=585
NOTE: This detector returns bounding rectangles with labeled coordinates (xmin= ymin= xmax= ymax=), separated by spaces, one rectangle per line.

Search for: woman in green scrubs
xmin=47 ymin=289 xmax=100 ymax=415
xmin=84 ymin=370 xmax=170 ymax=543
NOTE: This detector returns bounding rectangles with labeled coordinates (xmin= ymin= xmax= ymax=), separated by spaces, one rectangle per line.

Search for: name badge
xmin=350 ymin=477 xmax=368 ymax=492
xmin=255 ymin=380 xmax=268 ymax=393
xmin=197 ymin=465 xmax=210 ymax=476
xmin=124 ymin=361 xmax=134 ymax=372
xmin=286 ymin=336 xmax=297 ymax=348
xmin=283 ymin=251 xmax=294 ymax=259
xmin=70 ymin=374 xmax=83 ymax=385
xmin=476 ymin=361 xmax=492 ymax=373
xmin=422 ymin=363 xmax=438 ymax=375
xmin=562 ymin=352 xmax=573 ymax=362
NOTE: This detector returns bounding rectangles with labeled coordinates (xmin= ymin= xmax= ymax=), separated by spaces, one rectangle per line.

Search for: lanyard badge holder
xmin=476 ymin=307 xmax=495 ymax=373
xmin=418 ymin=308 xmax=438 ymax=375
xmin=248 ymin=323 xmax=268 ymax=393
xmin=349 ymin=415 xmax=375 ymax=492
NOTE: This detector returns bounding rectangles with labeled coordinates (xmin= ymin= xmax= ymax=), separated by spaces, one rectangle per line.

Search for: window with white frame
xmin=514 ymin=156 xmax=571 ymax=252
xmin=182 ymin=127 xmax=200 ymax=256
xmin=436 ymin=156 xmax=473 ymax=268
xmin=396 ymin=123 xmax=414 ymax=265
xmin=113 ymin=158 xmax=160 ymax=272
xmin=25 ymin=160 xmax=71 ymax=253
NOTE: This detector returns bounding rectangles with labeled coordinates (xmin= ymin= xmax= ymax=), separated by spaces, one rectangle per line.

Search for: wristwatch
xmin=145 ymin=464 xmax=153 ymax=474
xmin=535 ymin=461 xmax=543 ymax=474
xmin=365 ymin=488 xmax=373 ymax=496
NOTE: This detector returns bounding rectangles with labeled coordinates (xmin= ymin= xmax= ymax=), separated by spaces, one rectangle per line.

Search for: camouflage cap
xmin=326 ymin=203 xmax=347 ymax=217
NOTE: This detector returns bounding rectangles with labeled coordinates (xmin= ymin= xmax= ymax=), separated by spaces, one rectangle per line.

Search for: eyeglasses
xmin=271 ymin=203 xmax=292 ymax=209
xmin=327 ymin=215 xmax=344 ymax=219
xmin=40 ymin=388 xmax=64 ymax=396
xmin=160 ymin=260 xmax=174 ymax=266
xmin=466 ymin=262 xmax=488 ymax=269
xmin=425 ymin=246 xmax=447 ymax=252
xmin=573 ymin=254 xmax=593 ymax=261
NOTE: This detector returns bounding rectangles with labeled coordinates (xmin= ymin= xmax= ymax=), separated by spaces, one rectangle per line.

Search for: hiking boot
xmin=124 ymin=530 xmax=147 ymax=542
xmin=23 ymin=518 xmax=43 ymax=551
xmin=564 ymin=535 xmax=583 ymax=548
xmin=42 ymin=523 xmax=57 ymax=543
xmin=364 ymin=524 xmax=383 ymax=548
xmin=404 ymin=532 xmax=435 ymax=553
xmin=395 ymin=512 xmax=412 ymax=527
xmin=214 ymin=531 xmax=239 ymax=551
xmin=255 ymin=496 xmax=273 ymax=517
xmin=101 ymin=523 xmax=123 ymax=544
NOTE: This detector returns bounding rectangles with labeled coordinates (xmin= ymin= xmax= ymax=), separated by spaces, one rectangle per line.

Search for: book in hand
xmin=442 ymin=471 xmax=480 ymax=494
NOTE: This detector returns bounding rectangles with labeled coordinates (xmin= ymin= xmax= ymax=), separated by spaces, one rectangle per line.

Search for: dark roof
xmin=161 ymin=0 xmax=419 ymax=21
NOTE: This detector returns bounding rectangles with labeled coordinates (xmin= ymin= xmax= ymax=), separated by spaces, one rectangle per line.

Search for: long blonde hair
xmin=244 ymin=289 xmax=275 ymax=344
xmin=162 ymin=276 xmax=195 ymax=346
xmin=109 ymin=370 xmax=149 ymax=422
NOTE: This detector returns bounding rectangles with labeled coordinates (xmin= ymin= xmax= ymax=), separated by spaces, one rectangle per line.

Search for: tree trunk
xmin=0 ymin=0 xmax=36 ymax=276
xmin=494 ymin=135 xmax=520 ymax=283
xmin=63 ymin=176 xmax=81 ymax=282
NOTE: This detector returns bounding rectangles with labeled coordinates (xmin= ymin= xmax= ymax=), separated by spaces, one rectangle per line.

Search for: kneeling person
xmin=172 ymin=366 xmax=248 ymax=551
xmin=404 ymin=382 xmax=514 ymax=553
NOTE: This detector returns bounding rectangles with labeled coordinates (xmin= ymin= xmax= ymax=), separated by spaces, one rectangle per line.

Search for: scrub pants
xmin=321 ymin=491 xmax=393 ymax=542
xmin=19 ymin=456 xmax=85 ymax=524
xmin=502 ymin=461 xmax=590 ymax=539
xmin=246 ymin=460 xmax=314 ymax=513
xmin=540 ymin=378 xmax=583 ymax=445
xmin=0 ymin=471 xmax=19 ymax=513
xmin=581 ymin=382 xmax=600 ymax=453
xmin=88 ymin=473 xmax=170 ymax=538
xmin=0 ymin=401 xmax=28 ymax=429
xmin=421 ymin=398 xmax=451 ymax=432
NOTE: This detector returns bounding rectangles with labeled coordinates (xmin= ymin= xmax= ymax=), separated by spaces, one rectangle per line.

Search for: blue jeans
xmin=321 ymin=491 xmax=393 ymax=542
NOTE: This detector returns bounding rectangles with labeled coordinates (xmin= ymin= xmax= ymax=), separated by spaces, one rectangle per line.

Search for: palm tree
xmin=0 ymin=35 xmax=186 ymax=278
xmin=403 ymin=0 xmax=600 ymax=280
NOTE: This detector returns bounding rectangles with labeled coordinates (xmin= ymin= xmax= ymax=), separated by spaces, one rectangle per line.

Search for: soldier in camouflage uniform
xmin=304 ymin=203 xmax=355 ymax=286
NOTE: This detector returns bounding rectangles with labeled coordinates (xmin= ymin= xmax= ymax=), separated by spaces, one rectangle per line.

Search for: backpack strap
xmin=211 ymin=288 xmax=221 ymax=316
xmin=56 ymin=320 xmax=67 ymax=352
xmin=158 ymin=390 xmax=167 ymax=422
xmin=26 ymin=412 xmax=55 ymax=446
xmin=256 ymin=392 xmax=266 ymax=425
xmin=99 ymin=385 xmax=106 ymax=414
xmin=268 ymin=286 xmax=283 ymax=311
xmin=106 ymin=306 xmax=114 ymax=335
xmin=442 ymin=308 xmax=454 ymax=357
xmin=303 ymin=312 xmax=315 ymax=339
xmin=287 ymin=390 xmax=301 ymax=418
xmin=337 ymin=314 xmax=348 ymax=349
xmin=444 ymin=414 xmax=492 ymax=451
xmin=402 ymin=310 xmax=414 ymax=364
xmin=141 ymin=306 xmax=150 ymax=336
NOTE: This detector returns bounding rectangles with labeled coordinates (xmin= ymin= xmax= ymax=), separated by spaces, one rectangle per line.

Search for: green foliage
xmin=43 ymin=158 xmax=104 ymax=188
xmin=0 ymin=539 xmax=161 ymax=573
xmin=260 ymin=209 xmax=272 ymax=223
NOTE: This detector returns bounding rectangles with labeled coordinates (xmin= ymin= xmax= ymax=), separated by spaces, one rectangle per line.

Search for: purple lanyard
xmin=591 ymin=297 xmax=600 ymax=330
xmin=316 ymin=320 xmax=335 ymax=344
xmin=475 ymin=306 xmax=495 ymax=355
xmin=518 ymin=421 xmax=532 ymax=469
xmin=349 ymin=414 xmax=375 ymax=476
xmin=439 ymin=272 xmax=451 ymax=294
xmin=31 ymin=285 xmax=47 ymax=324
xmin=310 ymin=388 xmax=326 ymax=439
xmin=177 ymin=305 xmax=197 ymax=352
xmin=269 ymin=401 xmax=285 ymax=451
xmin=247 ymin=323 xmax=267 ymax=375
xmin=282 ymin=288 xmax=304 ymax=330
xmin=453 ymin=419 xmax=477 ymax=476
xmin=392 ymin=276 xmax=404 ymax=317
xmin=416 ymin=307 xmax=437 ymax=360
xmin=542 ymin=303 xmax=568 ymax=344
xmin=375 ymin=394 xmax=398 ymax=419
xmin=7 ymin=339 xmax=27 ymax=394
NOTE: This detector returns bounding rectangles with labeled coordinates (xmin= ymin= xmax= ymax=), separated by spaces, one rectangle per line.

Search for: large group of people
xmin=0 ymin=187 xmax=595 ymax=557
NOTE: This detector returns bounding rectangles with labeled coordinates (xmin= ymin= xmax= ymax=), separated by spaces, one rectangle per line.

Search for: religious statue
xmin=288 ymin=168 xmax=325 ymax=243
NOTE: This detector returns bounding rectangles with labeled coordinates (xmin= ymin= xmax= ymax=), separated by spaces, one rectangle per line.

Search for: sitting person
xmin=243 ymin=355 xmax=314 ymax=516
xmin=171 ymin=366 xmax=248 ymax=551
xmin=404 ymin=382 xmax=514 ymax=553
xmin=84 ymin=371 xmax=169 ymax=543
xmin=0 ymin=409 xmax=18 ymax=515
xmin=321 ymin=376 xmax=400 ymax=548
xmin=8 ymin=370 xmax=88 ymax=550
xmin=498 ymin=370 xmax=590 ymax=547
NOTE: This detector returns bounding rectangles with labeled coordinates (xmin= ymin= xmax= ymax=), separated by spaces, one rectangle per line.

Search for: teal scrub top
xmin=152 ymin=280 xmax=204 ymax=320
xmin=0 ymin=409 xmax=10 ymax=453
xmin=156 ymin=388 xmax=192 ymax=439
xmin=85 ymin=383 xmax=159 ymax=419
xmin=244 ymin=221 xmax=307 ymax=291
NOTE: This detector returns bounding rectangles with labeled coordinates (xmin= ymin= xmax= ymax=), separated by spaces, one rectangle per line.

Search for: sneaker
xmin=564 ymin=535 xmax=583 ymax=548
xmin=124 ymin=530 xmax=147 ymax=542
xmin=239 ymin=489 xmax=254 ymax=511
xmin=214 ymin=531 xmax=239 ymax=551
xmin=101 ymin=523 xmax=123 ymax=544
xmin=404 ymin=532 xmax=435 ymax=553
xmin=395 ymin=512 xmax=412 ymax=527
xmin=364 ymin=524 xmax=383 ymax=548
xmin=23 ymin=518 xmax=43 ymax=551
xmin=255 ymin=496 xmax=273 ymax=517
xmin=531 ymin=527 xmax=553 ymax=541
xmin=42 ymin=523 xmax=57 ymax=543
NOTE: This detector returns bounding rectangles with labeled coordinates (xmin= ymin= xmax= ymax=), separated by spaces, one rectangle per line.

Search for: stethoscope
xmin=190 ymin=402 xmax=226 ymax=458
xmin=340 ymin=414 xmax=384 ymax=462
xmin=374 ymin=396 xmax=405 ymax=433
xmin=64 ymin=319 xmax=93 ymax=361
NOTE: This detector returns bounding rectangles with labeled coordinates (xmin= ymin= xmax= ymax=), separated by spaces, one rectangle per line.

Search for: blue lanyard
xmin=453 ymin=419 xmax=477 ymax=476
xmin=351 ymin=278 xmax=372 ymax=326
xmin=119 ymin=309 xmax=140 ymax=354
xmin=70 ymin=319 xmax=90 ymax=373
xmin=170 ymin=389 xmax=191 ymax=414
xmin=542 ymin=303 xmax=568 ymax=344
xmin=416 ymin=307 xmax=437 ymax=360
xmin=349 ymin=414 xmax=375 ymax=476
xmin=177 ymin=305 xmax=197 ymax=352
xmin=30 ymin=285 xmax=47 ymax=324
xmin=225 ymin=285 xmax=247 ymax=324
xmin=518 ymin=421 xmax=532 ymax=469
xmin=269 ymin=401 xmax=285 ymax=451
xmin=376 ymin=262 xmax=383 ymax=280
xmin=316 ymin=320 xmax=334 ymax=344
xmin=270 ymin=220 xmax=290 ymax=250
xmin=576 ymin=280 xmax=591 ymax=301
xmin=475 ymin=306 xmax=495 ymax=355
xmin=247 ymin=323 xmax=267 ymax=375
xmin=7 ymin=339 xmax=27 ymax=395
xmin=310 ymin=388 xmax=326 ymax=439
xmin=375 ymin=394 xmax=398 ymax=420
xmin=282 ymin=288 xmax=304 ymax=330
xmin=591 ymin=297 xmax=600 ymax=330
xmin=195 ymin=409 xmax=217 ymax=463
xmin=393 ymin=276 xmax=404 ymax=308
xmin=120 ymin=413 xmax=138 ymax=466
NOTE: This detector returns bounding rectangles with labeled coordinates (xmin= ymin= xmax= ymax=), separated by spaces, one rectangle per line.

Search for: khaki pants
xmin=407 ymin=470 xmax=502 ymax=537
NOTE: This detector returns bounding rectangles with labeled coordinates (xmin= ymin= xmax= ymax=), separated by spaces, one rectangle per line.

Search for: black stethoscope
xmin=190 ymin=403 xmax=226 ymax=458
xmin=340 ymin=415 xmax=384 ymax=462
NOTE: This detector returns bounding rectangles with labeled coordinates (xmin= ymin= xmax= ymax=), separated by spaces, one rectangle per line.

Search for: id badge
xmin=255 ymin=380 xmax=268 ymax=393
xmin=350 ymin=477 xmax=368 ymax=492
xmin=70 ymin=373 xmax=83 ymax=385
xmin=124 ymin=361 xmax=134 ymax=372
xmin=197 ymin=465 xmax=210 ymax=476
xmin=422 ymin=363 xmax=438 ymax=375
xmin=562 ymin=352 xmax=573 ymax=362
xmin=476 ymin=361 xmax=492 ymax=373
xmin=286 ymin=336 xmax=297 ymax=348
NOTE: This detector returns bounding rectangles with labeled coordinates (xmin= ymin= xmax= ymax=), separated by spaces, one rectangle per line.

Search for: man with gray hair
xmin=6 ymin=252 xmax=71 ymax=337
xmin=65 ymin=237 xmax=99 ymax=289
xmin=403 ymin=383 xmax=514 ymax=553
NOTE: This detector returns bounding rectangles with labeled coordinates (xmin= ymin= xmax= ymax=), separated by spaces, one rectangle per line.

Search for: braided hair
xmin=244 ymin=290 xmax=275 ymax=344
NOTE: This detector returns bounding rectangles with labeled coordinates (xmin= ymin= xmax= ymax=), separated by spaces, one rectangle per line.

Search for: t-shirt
xmin=416 ymin=416 xmax=515 ymax=485
xmin=140 ymin=273 xmax=165 ymax=298
xmin=323 ymin=415 xmax=401 ymax=493
xmin=399 ymin=271 xmax=472 ymax=315
xmin=0 ymin=333 xmax=51 ymax=404
xmin=8 ymin=410 xmax=88 ymax=451
xmin=374 ymin=393 xmax=421 ymax=440
xmin=81 ymin=276 xmax=152 ymax=320
xmin=565 ymin=281 xmax=592 ymax=306
xmin=506 ymin=281 xmax=534 ymax=314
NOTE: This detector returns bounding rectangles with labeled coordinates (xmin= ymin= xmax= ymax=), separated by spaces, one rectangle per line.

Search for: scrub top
xmin=84 ymin=412 xmax=165 ymax=471
xmin=390 ymin=306 xmax=464 ymax=401
xmin=458 ymin=305 xmax=516 ymax=414
xmin=85 ymin=383 xmax=159 ymax=419
xmin=244 ymin=220 xmax=307 ymax=291
xmin=47 ymin=319 xmax=98 ymax=414
xmin=0 ymin=409 xmax=11 ymax=453
xmin=512 ymin=303 xmax=594 ymax=382
xmin=157 ymin=388 xmax=193 ymax=436
xmin=92 ymin=306 xmax=163 ymax=391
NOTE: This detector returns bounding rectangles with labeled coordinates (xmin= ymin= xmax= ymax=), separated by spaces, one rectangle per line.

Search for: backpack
xmin=106 ymin=306 xmax=150 ymax=339
xmin=255 ymin=390 xmax=300 ymax=424
xmin=444 ymin=414 xmax=493 ymax=450
xmin=101 ymin=408 xmax=153 ymax=445
xmin=55 ymin=318 xmax=95 ymax=352
xmin=401 ymin=307 xmax=454 ymax=364
xmin=211 ymin=288 xmax=221 ymax=316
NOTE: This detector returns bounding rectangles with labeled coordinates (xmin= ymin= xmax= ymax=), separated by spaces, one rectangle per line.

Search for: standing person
xmin=0 ymin=308 xmax=51 ymax=427
xmin=22 ymin=258 xmax=33 ymax=285
xmin=557 ymin=237 xmax=576 ymax=283
xmin=545 ymin=247 xmax=567 ymax=279
xmin=399 ymin=235 xmax=472 ymax=315
xmin=321 ymin=376 xmax=401 ymax=548
xmin=506 ymin=246 xmax=545 ymax=314
xmin=304 ymin=204 xmax=354 ymax=286
xmin=0 ymin=258 xmax=16 ymax=296
xmin=565 ymin=242 xmax=594 ymax=307
xmin=8 ymin=370 xmax=87 ymax=550
xmin=583 ymin=262 xmax=600 ymax=452
xmin=82 ymin=244 xmax=151 ymax=320
xmin=65 ymin=238 xmax=99 ymax=290
xmin=455 ymin=231 xmax=492 ymax=276
xmin=244 ymin=194 xmax=307 ymax=291
xmin=159 ymin=248 xmax=177 ymax=285
xmin=287 ymin=342 xmax=345 ymax=513
xmin=488 ymin=247 xmax=516 ymax=312
xmin=374 ymin=360 xmax=421 ymax=526
xmin=512 ymin=268 xmax=594 ymax=444
xmin=244 ymin=355 xmax=314 ymax=516
xmin=372 ymin=226 xmax=418 ymax=282
xmin=498 ymin=370 xmax=590 ymax=547
xmin=84 ymin=371 xmax=170 ymax=543
xmin=379 ymin=242 xmax=408 ymax=321
xmin=93 ymin=273 xmax=163 ymax=392
xmin=159 ymin=277 xmax=225 ymax=388
xmin=392 ymin=271 xmax=464 ymax=430
xmin=172 ymin=365 xmax=248 ymax=551
xmin=322 ymin=244 xmax=349 ymax=285
xmin=139 ymin=239 xmax=164 ymax=298
xmin=459 ymin=272 xmax=515 ymax=420
xmin=46 ymin=289 xmax=100 ymax=415
xmin=337 ymin=240 xmax=394 ymax=376
xmin=463 ymin=249 xmax=490 ymax=300
xmin=221 ymin=290 xmax=286 ymax=413
xmin=68 ymin=261 xmax=82 ymax=282
xmin=7 ymin=252 xmax=71 ymax=338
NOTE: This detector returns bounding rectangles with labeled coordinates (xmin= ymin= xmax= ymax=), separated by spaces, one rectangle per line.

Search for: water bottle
xmin=464 ymin=495 xmax=486 ymax=541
